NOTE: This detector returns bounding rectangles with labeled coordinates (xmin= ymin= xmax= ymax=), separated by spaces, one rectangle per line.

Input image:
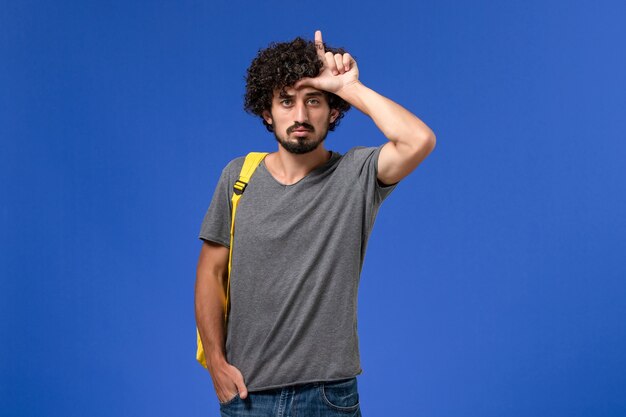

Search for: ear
xmin=329 ymin=108 xmax=339 ymax=124
xmin=262 ymin=110 xmax=273 ymax=125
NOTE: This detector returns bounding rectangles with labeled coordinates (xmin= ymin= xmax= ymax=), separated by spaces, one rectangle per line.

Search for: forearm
xmin=336 ymin=81 xmax=435 ymax=149
xmin=195 ymin=269 xmax=229 ymax=370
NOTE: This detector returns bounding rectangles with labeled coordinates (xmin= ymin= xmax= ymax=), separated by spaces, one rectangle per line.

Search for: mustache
xmin=287 ymin=122 xmax=315 ymax=134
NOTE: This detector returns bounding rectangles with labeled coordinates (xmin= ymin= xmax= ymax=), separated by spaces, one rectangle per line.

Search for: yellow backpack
xmin=196 ymin=152 xmax=269 ymax=369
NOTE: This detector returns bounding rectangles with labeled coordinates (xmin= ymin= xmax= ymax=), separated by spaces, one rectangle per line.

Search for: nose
xmin=294 ymin=101 xmax=309 ymax=123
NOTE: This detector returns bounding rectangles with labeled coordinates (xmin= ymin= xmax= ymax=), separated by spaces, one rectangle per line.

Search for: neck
xmin=266 ymin=145 xmax=331 ymax=185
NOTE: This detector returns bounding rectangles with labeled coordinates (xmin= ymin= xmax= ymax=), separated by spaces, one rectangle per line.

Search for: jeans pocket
xmin=320 ymin=377 xmax=360 ymax=412
xmin=218 ymin=392 xmax=240 ymax=406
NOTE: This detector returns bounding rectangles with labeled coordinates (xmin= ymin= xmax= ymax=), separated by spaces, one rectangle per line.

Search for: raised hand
xmin=294 ymin=30 xmax=359 ymax=94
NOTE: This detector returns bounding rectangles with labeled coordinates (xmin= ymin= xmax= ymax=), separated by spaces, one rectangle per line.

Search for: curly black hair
xmin=244 ymin=36 xmax=352 ymax=133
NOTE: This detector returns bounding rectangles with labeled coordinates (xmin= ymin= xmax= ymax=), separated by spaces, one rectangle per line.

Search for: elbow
xmin=426 ymin=133 xmax=436 ymax=153
xmin=418 ymin=128 xmax=436 ymax=152
xmin=409 ymin=133 xmax=436 ymax=156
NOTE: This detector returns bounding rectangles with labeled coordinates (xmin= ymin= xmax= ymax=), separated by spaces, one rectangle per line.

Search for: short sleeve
xmin=198 ymin=166 xmax=232 ymax=248
xmin=351 ymin=144 xmax=399 ymax=206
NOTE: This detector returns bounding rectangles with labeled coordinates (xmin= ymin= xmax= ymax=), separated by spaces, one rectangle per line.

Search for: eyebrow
xmin=278 ymin=91 xmax=325 ymax=98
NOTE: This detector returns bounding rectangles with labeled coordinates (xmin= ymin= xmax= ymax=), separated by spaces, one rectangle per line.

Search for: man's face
xmin=263 ymin=86 xmax=339 ymax=154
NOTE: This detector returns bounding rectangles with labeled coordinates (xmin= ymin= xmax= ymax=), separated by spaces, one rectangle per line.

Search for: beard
xmin=273 ymin=121 xmax=330 ymax=155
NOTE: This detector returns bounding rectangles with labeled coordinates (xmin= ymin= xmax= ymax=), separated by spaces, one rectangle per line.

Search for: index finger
xmin=314 ymin=30 xmax=325 ymax=58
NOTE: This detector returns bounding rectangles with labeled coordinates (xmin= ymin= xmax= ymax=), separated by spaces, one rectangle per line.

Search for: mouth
xmin=288 ymin=124 xmax=314 ymax=135
xmin=292 ymin=130 xmax=311 ymax=137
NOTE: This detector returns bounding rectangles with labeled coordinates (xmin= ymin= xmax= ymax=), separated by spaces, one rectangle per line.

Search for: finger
xmin=334 ymin=54 xmax=344 ymax=74
xmin=314 ymin=30 xmax=325 ymax=59
xmin=342 ymin=53 xmax=353 ymax=72
xmin=215 ymin=381 xmax=236 ymax=403
xmin=235 ymin=374 xmax=248 ymax=399
xmin=219 ymin=390 xmax=238 ymax=403
xmin=325 ymin=51 xmax=338 ymax=75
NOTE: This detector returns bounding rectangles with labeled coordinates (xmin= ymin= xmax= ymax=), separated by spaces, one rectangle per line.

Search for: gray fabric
xmin=198 ymin=144 xmax=399 ymax=391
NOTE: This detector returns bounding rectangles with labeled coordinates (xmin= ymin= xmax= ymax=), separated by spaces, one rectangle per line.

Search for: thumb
xmin=234 ymin=370 xmax=248 ymax=399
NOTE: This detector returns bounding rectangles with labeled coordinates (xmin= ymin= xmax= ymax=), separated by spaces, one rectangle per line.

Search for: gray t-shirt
xmin=198 ymin=144 xmax=399 ymax=391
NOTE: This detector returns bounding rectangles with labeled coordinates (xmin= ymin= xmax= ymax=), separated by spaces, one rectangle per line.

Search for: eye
xmin=280 ymin=99 xmax=292 ymax=106
xmin=307 ymin=98 xmax=320 ymax=105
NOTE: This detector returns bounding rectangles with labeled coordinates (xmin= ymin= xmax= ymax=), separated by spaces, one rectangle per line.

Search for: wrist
xmin=336 ymin=80 xmax=364 ymax=99
xmin=336 ymin=80 xmax=371 ymax=115
xmin=207 ymin=352 xmax=228 ymax=371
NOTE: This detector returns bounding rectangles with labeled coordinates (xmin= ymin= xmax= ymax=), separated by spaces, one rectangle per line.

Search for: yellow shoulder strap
xmin=225 ymin=152 xmax=268 ymax=324
xmin=196 ymin=151 xmax=269 ymax=369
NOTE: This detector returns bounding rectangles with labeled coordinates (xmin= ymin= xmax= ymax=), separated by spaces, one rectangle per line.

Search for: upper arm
xmin=377 ymin=136 xmax=436 ymax=186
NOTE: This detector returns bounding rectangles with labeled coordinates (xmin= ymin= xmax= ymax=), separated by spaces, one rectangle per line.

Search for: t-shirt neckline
xmin=261 ymin=151 xmax=339 ymax=188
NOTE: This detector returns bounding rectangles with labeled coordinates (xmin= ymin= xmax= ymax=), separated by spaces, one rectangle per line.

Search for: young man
xmin=195 ymin=30 xmax=436 ymax=416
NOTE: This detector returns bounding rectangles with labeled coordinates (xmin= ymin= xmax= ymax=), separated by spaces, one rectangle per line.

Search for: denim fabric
xmin=219 ymin=377 xmax=362 ymax=417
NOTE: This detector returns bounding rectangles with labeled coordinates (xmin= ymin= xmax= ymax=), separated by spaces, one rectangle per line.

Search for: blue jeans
xmin=219 ymin=377 xmax=362 ymax=416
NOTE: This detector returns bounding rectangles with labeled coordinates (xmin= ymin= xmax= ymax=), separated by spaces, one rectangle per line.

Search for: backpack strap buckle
xmin=233 ymin=180 xmax=248 ymax=195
